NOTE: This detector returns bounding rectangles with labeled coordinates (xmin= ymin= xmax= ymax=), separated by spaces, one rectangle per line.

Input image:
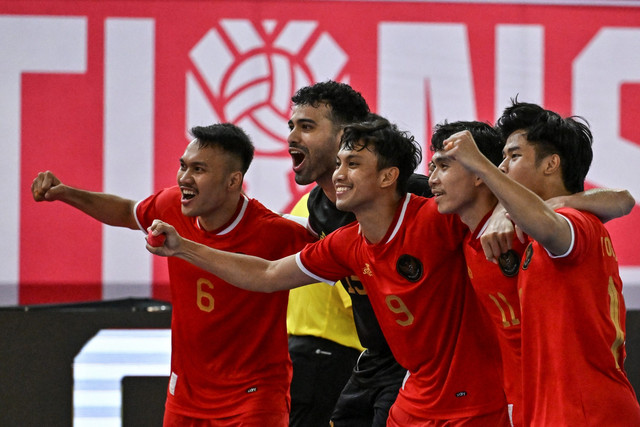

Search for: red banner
xmin=2 ymin=1 xmax=639 ymax=306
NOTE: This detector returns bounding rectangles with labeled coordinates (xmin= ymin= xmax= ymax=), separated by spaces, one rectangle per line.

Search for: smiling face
xmin=287 ymin=103 xmax=342 ymax=188
xmin=332 ymin=142 xmax=385 ymax=214
xmin=176 ymin=139 xmax=239 ymax=221
xmin=428 ymin=151 xmax=480 ymax=217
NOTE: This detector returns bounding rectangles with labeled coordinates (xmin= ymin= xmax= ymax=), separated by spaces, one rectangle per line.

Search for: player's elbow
xmin=619 ymin=189 xmax=636 ymax=216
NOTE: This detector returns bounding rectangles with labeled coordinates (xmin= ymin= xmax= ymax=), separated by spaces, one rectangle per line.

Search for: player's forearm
xmin=551 ymin=188 xmax=636 ymax=223
xmin=476 ymin=164 xmax=572 ymax=254
xmin=174 ymin=239 xmax=300 ymax=293
xmin=59 ymin=186 xmax=139 ymax=229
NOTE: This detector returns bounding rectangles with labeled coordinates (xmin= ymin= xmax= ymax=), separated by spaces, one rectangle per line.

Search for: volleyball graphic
xmin=187 ymin=20 xmax=348 ymax=211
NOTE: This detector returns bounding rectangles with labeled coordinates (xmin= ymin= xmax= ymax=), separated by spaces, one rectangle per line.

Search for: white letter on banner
xmin=378 ymin=23 xmax=476 ymax=172
xmin=574 ymin=28 xmax=640 ymax=201
xmin=495 ymin=24 xmax=544 ymax=119
xmin=0 ymin=17 xmax=86 ymax=304
xmin=102 ymin=19 xmax=155 ymax=299
xmin=574 ymin=28 xmax=640 ymax=290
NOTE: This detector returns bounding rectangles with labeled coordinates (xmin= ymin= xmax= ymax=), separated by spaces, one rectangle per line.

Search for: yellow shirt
xmin=286 ymin=193 xmax=363 ymax=351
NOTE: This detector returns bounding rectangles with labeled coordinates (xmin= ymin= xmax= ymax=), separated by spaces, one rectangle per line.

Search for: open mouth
xmin=181 ymin=188 xmax=197 ymax=201
xmin=289 ymin=148 xmax=307 ymax=171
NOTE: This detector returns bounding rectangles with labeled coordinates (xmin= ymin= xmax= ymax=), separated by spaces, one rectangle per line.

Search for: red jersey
xmin=135 ymin=186 xmax=314 ymax=419
xmin=297 ymin=194 xmax=507 ymax=420
xmin=519 ymin=207 xmax=640 ymax=426
xmin=464 ymin=211 xmax=525 ymax=427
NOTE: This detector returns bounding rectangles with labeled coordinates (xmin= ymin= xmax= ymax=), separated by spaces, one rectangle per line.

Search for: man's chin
xmin=294 ymin=173 xmax=314 ymax=186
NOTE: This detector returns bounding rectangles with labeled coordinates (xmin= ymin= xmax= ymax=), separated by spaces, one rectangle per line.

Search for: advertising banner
xmin=2 ymin=0 xmax=639 ymax=305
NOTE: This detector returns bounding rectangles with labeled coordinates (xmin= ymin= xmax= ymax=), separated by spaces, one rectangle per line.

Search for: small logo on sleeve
xmin=455 ymin=391 xmax=467 ymax=398
xmin=246 ymin=387 xmax=258 ymax=393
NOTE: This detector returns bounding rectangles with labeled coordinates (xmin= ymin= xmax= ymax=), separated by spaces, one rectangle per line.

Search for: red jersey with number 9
xmin=297 ymin=194 xmax=507 ymax=420
xmin=135 ymin=186 xmax=314 ymax=419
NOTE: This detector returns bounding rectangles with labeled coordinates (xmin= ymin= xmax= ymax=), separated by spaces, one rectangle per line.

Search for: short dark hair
xmin=291 ymin=81 xmax=370 ymax=127
xmin=495 ymin=99 xmax=593 ymax=193
xmin=341 ymin=118 xmax=422 ymax=196
xmin=189 ymin=123 xmax=255 ymax=174
xmin=430 ymin=120 xmax=503 ymax=166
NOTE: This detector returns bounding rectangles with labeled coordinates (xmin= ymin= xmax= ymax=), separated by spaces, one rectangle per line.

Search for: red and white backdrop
xmin=2 ymin=0 xmax=640 ymax=307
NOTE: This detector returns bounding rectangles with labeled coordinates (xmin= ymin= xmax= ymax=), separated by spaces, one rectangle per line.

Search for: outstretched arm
xmin=146 ymin=220 xmax=316 ymax=292
xmin=32 ymin=171 xmax=139 ymax=229
xmin=443 ymin=131 xmax=572 ymax=255
xmin=546 ymin=188 xmax=635 ymax=223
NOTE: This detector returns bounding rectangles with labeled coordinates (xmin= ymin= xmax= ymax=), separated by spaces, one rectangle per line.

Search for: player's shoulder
xmin=246 ymin=198 xmax=310 ymax=231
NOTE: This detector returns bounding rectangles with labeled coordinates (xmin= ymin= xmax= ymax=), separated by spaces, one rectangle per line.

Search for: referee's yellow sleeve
xmin=287 ymin=193 xmax=364 ymax=351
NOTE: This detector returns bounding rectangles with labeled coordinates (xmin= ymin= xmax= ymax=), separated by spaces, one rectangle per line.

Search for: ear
xmin=228 ymin=171 xmax=244 ymax=191
xmin=379 ymin=167 xmax=399 ymax=189
xmin=474 ymin=175 xmax=484 ymax=188
xmin=542 ymin=153 xmax=561 ymax=176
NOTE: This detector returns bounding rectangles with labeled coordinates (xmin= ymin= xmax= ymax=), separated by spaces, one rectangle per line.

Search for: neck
xmin=197 ymin=193 xmax=242 ymax=232
xmin=460 ymin=193 xmax=498 ymax=233
xmin=538 ymin=178 xmax=572 ymax=201
xmin=355 ymin=193 xmax=403 ymax=244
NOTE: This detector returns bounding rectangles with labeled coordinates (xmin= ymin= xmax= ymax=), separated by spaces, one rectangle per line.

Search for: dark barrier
xmin=0 ymin=300 xmax=638 ymax=426
xmin=0 ymin=298 xmax=171 ymax=427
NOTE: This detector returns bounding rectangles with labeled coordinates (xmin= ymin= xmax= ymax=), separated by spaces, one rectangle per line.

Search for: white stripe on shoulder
xmin=546 ymin=213 xmax=575 ymax=258
xmin=282 ymin=213 xmax=309 ymax=228
xmin=217 ymin=195 xmax=249 ymax=235
xmin=133 ymin=200 xmax=146 ymax=233
xmin=385 ymin=193 xmax=411 ymax=244
xmin=294 ymin=252 xmax=336 ymax=286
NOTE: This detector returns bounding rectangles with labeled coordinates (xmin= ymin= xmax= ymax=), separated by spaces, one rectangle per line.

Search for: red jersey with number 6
xmin=135 ymin=186 xmax=314 ymax=419
xmin=297 ymin=194 xmax=507 ymax=420
xmin=519 ymin=207 xmax=640 ymax=426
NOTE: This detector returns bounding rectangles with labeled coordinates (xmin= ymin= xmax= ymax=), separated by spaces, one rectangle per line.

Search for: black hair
xmin=291 ymin=80 xmax=370 ymax=126
xmin=189 ymin=123 xmax=255 ymax=175
xmin=495 ymin=98 xmax=593 ymax=193
xmin=341 ymin=118 xmax=422 ymax=196
xmin=430 ymin=120 xmax=503 ymax=166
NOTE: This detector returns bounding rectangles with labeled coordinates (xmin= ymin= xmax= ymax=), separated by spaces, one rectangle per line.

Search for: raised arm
xmin=546 ymin=188 xmax=635 ymax=223
xmin=146 ymin=220 xmax=316 ymax=292
xmin=31 ymin=170 xmax=139 ymax=229
xmin=443 ymin=131 xmax=571 ymax=255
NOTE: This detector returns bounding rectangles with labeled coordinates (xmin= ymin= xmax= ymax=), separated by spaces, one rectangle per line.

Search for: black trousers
xmin=288 ymin=335 xmax=360 ymax=427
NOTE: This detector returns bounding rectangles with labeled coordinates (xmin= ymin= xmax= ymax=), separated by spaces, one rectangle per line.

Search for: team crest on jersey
xmin=396 ymin=254 xmax=423 ymax=282
xmin=522 ymin=243 xmax=534 ymax=270
xmin=498 ymin=249 xmax=520 ymax=277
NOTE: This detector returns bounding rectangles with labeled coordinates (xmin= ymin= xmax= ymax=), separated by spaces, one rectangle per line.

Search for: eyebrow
xmin=503 ymin=145 xmax=520 ymax=156
xmin=289 ymin=118 xmax=316 ymax=126
xmin=180 ymin=158 xmax=208 ymax=168
xmin=431 ymin=152 xmax=451 ymax=163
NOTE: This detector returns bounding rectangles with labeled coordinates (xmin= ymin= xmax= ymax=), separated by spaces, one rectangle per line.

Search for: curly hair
xmin=341 ymin=118 xmax=422 ymax=196
xmin=291 ymin=80 xmax=370 ymax=126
